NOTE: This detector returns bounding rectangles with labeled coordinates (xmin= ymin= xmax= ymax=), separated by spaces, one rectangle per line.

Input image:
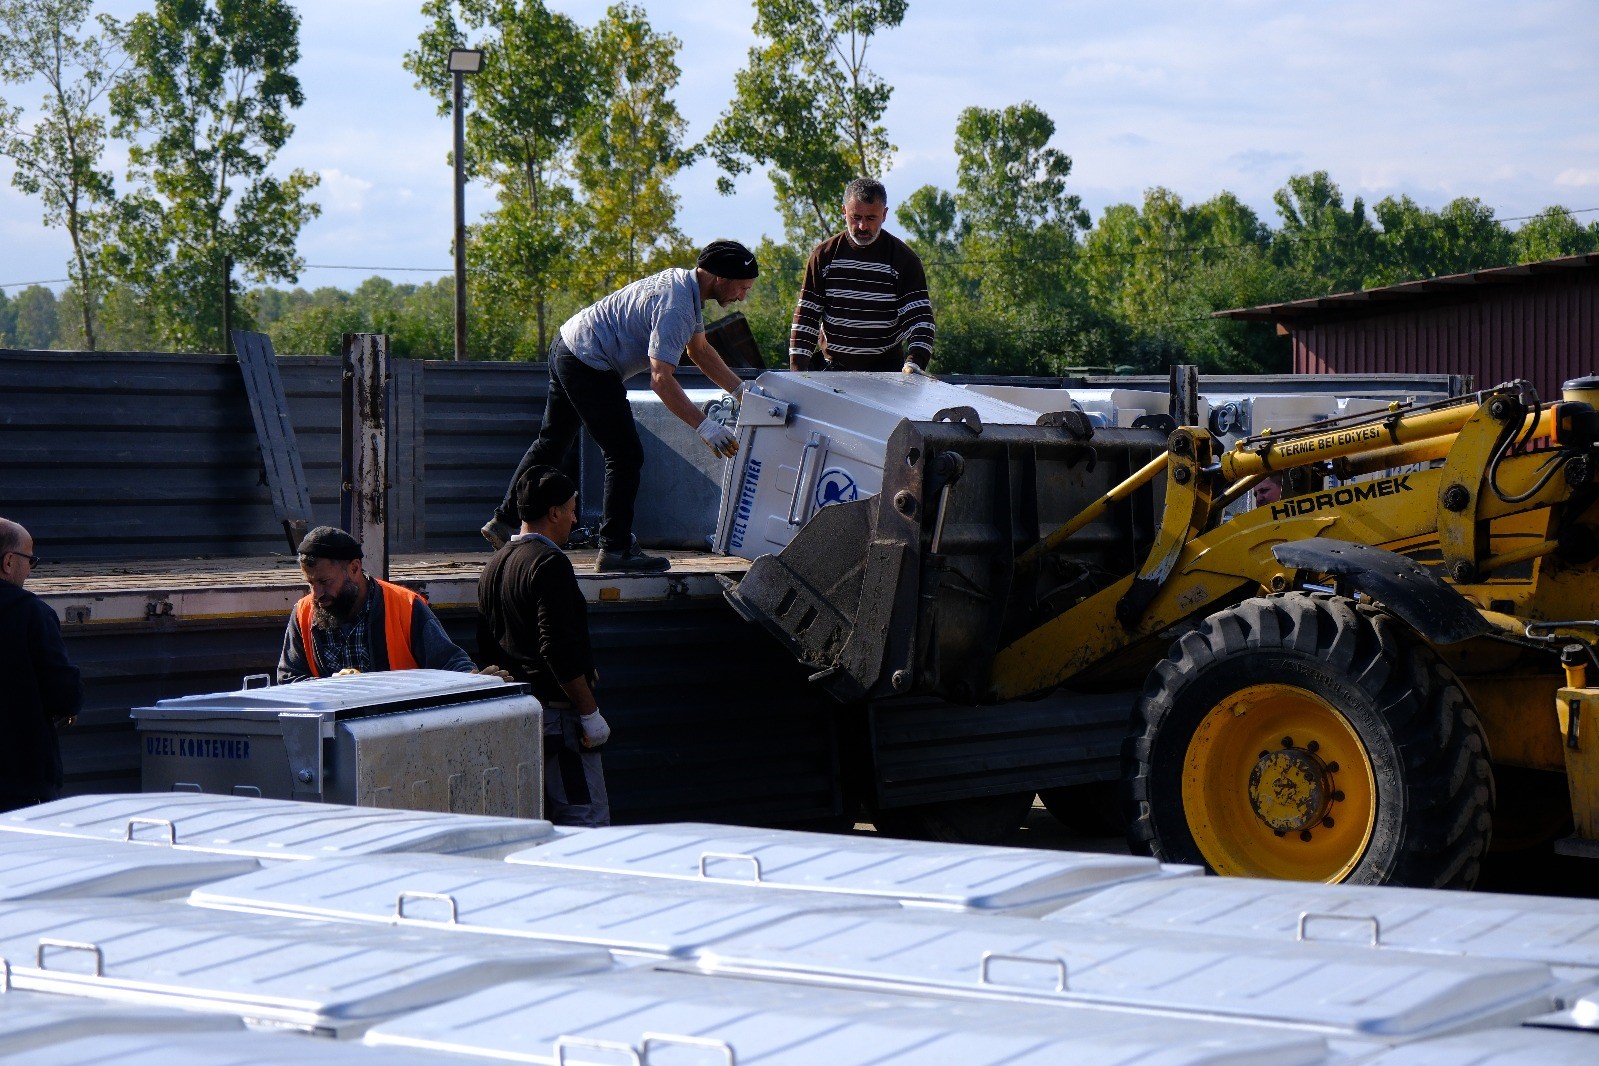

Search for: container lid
xmin=1045 ymin=876 xmax=1599 ymax=970
xmin=0 ymin=835 xmax=258 ymax=900
xmin=505 ymin=822 xmax=1189 ymax=911
xmin=0 ymin=991 xmax=242 ymax=1056
xmin=0 ymin=793 xmax=552 ymax=860
xmin=0 ymin=897 xmax=610 ymax=1037
xmin=690 ymin=908 xmax=1561 ymax=1038
xmin=131 ymin=669 xmax=524 ymax=721
xmin=365 ymin=968 xmax=1335 ymax=1066
xmin=33 ymin=1030 xmax=491 ymax=1065
xmin=761 ymin=370 xmax=1063 ymax=427
xmin=189 ymin=852 xmax=898 ymax=958
xmin=1356 ymin=1026 xmax=1599 ymax=1064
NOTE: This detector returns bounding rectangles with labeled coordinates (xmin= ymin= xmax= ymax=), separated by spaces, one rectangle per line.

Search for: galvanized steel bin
xmin=131 ymin=670 xmax=542 ymax=816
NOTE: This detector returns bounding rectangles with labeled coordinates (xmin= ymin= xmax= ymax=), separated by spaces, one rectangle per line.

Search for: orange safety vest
xmin=294 ymin=578 xmax=423 ymax=677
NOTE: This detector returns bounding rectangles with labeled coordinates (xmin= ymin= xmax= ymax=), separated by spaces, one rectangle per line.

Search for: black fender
xmin=1270 ymin=539 xmax=1493 ymax=645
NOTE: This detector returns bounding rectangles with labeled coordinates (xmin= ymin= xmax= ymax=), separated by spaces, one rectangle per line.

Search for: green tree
xmin=568 ymin=4 xmax=696 ymax=300
xmin=9 ymin=283 xmax=60 ymax=348
xmin=408 ymin=0 xmax=596 ymax=354
xmin=1369 ymin=195 xmax=1514 ymax=285
xmin=1514 ymin=206 xmax=1599 ymax=262
xmin=707 ymin=0 xmax=906 ymax=244
xmin=105 ymin=0 xmax=321 ymax=352
xmin=0 ymin=0 xmax=121 ymax=350
xmin=1271 ymin=170 xmax=1375 ymax=294
xmin=0 ymin=289 xmax=14 ymax=345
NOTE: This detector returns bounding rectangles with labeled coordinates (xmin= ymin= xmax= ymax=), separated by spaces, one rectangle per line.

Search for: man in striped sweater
xmin=788 ymin=178 xmax=936 ymax=373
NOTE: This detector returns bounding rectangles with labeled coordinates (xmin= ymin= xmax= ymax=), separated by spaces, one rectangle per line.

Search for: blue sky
xmin=4 ymin=0 xmax=1597 ymax=295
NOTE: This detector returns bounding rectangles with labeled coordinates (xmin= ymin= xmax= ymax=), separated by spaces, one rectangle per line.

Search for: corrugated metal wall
xmin=1292 ymin=272 xmax=1599 ymax=399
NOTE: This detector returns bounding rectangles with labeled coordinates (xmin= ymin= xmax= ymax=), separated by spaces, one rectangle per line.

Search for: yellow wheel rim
xmin=1181 ymin=683 xmax=1377 ymax=882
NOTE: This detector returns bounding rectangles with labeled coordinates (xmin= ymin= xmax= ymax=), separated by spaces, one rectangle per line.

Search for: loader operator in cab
xmin=480 ymin=241 xmax=760 ymax=574
xmin=276 ymin=526 xmax=476 ymax=683
xmin=789 ymin=177 xmax=936 ymax=374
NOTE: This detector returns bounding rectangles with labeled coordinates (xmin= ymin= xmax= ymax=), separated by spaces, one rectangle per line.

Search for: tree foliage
xmin=104 ymin=0 xmax=320 ymax=352
xmin=408 ymin=0 xmax=595 ymax=353
xmin=568 ymin=4 xmax=698 ymax=301
xmin=707 ymin=0 xmax=905 ymax=245
xmin=0 ymin=0 xmax=120 ymax=349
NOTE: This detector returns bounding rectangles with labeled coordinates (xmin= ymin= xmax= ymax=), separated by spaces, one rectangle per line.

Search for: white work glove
xmin=579 ymin=709 xmax=611 ymax=748
xmin=697 ymin=417 xmax=739 ymax=459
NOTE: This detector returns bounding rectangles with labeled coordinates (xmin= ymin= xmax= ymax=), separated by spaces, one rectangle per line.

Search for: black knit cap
xmin=696 ymin=239 xmax=759 ymax=280
xmin=297 ymin=525 xmax=362 ymax=562
xmin=515 ymin=466 xmax=578 ymax=523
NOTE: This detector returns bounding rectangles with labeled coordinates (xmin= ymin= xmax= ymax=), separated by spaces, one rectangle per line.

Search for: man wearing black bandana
xmin=478 ymin=466 xmax=611 ymax=826
xmin=481 ymin=240 xmax=760 ymax=574
xmin=276 ymin=526 xmax=475 ymax=683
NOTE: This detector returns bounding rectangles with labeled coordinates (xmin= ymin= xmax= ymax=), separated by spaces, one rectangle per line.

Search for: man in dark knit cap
xmin=482 ymin=240 xmax=760 ymax=573
xmin=790 ymin=177 xmax=935 ymax=372
xmin=478 ymin=466 xmax=611 ymax=826
xmin=276 ymin=526 xmax=475 ymax=683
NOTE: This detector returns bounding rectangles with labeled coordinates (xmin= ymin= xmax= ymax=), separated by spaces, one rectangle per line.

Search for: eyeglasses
xmin=4 ymin=551 xmax=40 ymax=567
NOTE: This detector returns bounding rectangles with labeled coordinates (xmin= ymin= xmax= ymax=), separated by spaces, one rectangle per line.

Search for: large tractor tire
xmin=1124 ymin=592 xmax=1494 ymax=888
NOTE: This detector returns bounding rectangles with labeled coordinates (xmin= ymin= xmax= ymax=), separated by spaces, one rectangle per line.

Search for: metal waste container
xmin=132 ymin=670 xmax=542 ymax=818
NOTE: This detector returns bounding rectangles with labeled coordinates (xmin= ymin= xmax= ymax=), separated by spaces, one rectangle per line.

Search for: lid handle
xmin=124 ymin=817 xmax=177 ymax=845
xmin=978 ymin=950 xmax=1068 ymax=992
xmin=395 ymin=890 xmax=460 ymax=925
xmin=553 ymin=1035 xmax=642 ymax=1065
xmin=697 ymin=851 xmax=763 ymax=883
xmin=642 ymin=1032 xmax=737 ymax=1064
xmin=1297 ymin=911 xmax=1382 ymax=947
xmin=36 ymin=938 xmax=104 ymax=977
xmin=242 ymin=673 xmax=272 ymax=689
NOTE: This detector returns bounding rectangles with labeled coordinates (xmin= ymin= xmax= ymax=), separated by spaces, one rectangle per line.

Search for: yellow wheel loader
xmin=728 ymin=375 xmax=1599 ymax=889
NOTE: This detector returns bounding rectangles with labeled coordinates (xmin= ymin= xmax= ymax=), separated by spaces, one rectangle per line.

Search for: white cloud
xmin=1555 ymin=168 xmax=1599 ymax=188
xmin=317 ymin=168 xmax=375 ymax=214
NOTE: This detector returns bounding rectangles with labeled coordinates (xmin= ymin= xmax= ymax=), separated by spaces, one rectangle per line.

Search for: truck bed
xmin=30 ymin=550 xmax=750 ymax=625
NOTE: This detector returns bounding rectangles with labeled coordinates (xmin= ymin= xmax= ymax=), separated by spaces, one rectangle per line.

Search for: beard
xmin=846 ymin=227 xmax=881 ymax=247
xmin=312 ymin=580 xmax=362 ymax=627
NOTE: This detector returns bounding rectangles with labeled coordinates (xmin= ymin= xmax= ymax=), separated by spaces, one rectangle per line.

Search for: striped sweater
xmin=788 ymin=230 xmax=936 ymax=371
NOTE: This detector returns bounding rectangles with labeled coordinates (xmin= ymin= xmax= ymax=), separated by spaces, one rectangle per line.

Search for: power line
xmin=0 ymin=278 xmax=67 ymax=290
xmin=303 ymin=264 xmax=451 ymax=272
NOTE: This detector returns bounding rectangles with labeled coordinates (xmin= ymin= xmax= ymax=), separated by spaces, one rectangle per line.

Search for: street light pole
xmin=447 ymin=48 xmax=484 ymax=363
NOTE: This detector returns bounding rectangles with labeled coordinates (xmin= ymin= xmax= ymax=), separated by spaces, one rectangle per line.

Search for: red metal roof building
xmin=1217 ymin=253 xmax=1599 ymax=400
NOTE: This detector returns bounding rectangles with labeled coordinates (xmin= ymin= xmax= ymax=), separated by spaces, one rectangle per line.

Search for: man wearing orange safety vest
xmin=276 ymin=526 xmax=475 ymax=683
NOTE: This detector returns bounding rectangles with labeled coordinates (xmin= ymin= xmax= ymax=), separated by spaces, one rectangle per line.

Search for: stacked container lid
xmin=504 ymin=820 xmax=1195 ymax=914
xmin=0 ymin=791 xmax=553 ymax=860
xmin=0 ymin=793 xmax=1593 ymax=1063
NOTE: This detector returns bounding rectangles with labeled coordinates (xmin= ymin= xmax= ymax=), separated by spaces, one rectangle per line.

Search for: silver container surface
xmin=1352 ymin=1027 xmax=1599 ymax=1064
xmin=505 ymin=821 xmax=1192 ymax=912
xmin=132 ymin=671 xmax=541 ymax=814
xmin=364 ymin=968 xmax=1335 ymax=1066
xmin=689 ymin=908 xmax=1563 ymax=1039
xmin=0 ymin=897 xmax=610 ymax=1036
xmin=189 ymin=852 xmax=897 ymax=957
xmin=31 ymin=1029 xmax=484 ymax=1066
xmin=0 ymin=834 xmax=258 ymax=900
xmin=0 ymin=991 xmax=242 ymax=1057
xmin=0 ymin=792 xmax=551 ymax=860
xmin=1046 ymin=876 xmax=1599 ymax=972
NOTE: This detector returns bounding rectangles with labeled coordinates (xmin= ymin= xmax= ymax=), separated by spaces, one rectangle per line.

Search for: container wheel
xmin=1124 ymin=592 xmax=1494 ymax=888
xmin=1039 ymin=781 xmax=1125 ymax=836
xmin=868 ymin=792 xmax=1036 ymax=845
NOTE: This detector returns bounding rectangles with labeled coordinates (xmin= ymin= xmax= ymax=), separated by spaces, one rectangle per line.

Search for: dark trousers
xmin=499 ymin=336 xmax=643 ymax=551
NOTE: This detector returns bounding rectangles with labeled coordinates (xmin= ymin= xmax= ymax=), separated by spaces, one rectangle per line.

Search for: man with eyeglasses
xmin=0 ymin=517 xmax=81 ymax=812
